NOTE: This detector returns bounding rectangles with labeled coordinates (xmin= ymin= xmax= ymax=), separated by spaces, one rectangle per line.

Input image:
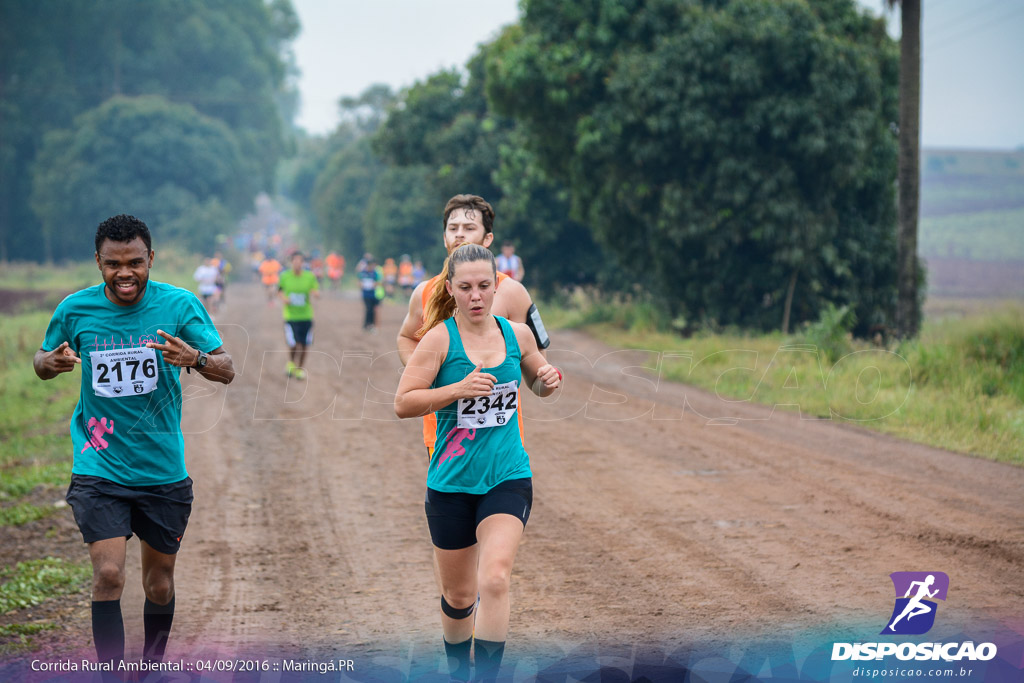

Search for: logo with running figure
xmin=882 ymin=572 xmax=949 ymax=635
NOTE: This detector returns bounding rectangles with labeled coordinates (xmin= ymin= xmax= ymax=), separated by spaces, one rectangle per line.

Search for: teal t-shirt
xmin=41 ymin=281 xmax=223 ymax=486
xmin=427 ymin=315 xmax=532 ymax=493
xmin=279 ymin=269 xmax=318 ymax=322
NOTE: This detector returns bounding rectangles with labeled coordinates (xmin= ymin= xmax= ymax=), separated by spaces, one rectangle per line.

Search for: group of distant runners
xmin=34 ymin=195 xmax=556 ymax=682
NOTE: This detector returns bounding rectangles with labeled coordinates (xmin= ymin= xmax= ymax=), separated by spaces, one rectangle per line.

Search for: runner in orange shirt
xmin=325 ymin=251 xmax=345 ymax=291
xmin=398 ymin=254 xmax=415 ymax=295
xmin=397 ymin=194 xmax=550 ymax=459
xmin=383 ymin=257 xmax=398 ymax=298
xmin=258 ymin=256 xmax=282 ymax=304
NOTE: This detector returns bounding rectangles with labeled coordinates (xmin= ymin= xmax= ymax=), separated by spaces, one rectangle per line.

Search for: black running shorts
xmin=284 ymin=320 xmax=314 ymax=347
xmin=65 ymin=474 xmax=193 ymax=555
xmin=425 ymin=477 xmax=533 ymax=550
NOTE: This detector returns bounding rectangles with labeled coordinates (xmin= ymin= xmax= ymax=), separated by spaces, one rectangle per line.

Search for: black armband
xmin=526 ymin=303 xmax=550 ymax=349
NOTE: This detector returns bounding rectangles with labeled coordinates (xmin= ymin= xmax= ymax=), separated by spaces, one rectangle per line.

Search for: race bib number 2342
xmin=457 ymin=380 xmax=518 ymax=429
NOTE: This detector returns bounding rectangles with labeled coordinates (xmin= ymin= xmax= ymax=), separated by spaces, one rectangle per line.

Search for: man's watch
xmin=194 ymin=350 xmax=209 ymax=370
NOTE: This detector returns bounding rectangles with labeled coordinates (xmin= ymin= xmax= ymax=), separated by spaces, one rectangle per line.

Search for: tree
xmin=0 ymin=0 xmax=298 ymax=261
xmin=373 ymin=64 xmax=505 ymax=203
xmin=488 ymin=0 xmax=901 ymax=334
xmin=371 ymin=43 xmax=609 ymax=292
xmin=30 ymin=96 xmax=251 ymax=259
xmin=304 ymin=85 xmax=396 ymax=257
xmin=887 ymin=0 xmax=923 ymax=339
xmin=362 ymin=166 xmax=443 ymax=267
xmin=494 ymin=132 xmax=613 ymax=296
xmin=311 ymin=138 xmax=384 ymax=259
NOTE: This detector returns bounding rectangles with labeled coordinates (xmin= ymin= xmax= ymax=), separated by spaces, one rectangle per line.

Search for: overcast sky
xmin=291 ymin=0 xmax=1024 ymax=150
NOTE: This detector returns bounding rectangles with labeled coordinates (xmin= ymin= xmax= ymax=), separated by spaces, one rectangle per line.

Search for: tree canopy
xmin=31 ymin=96 xmax=252 ymax=259
xmin=0 ymin=0 xmax=298 ymax=260
xmin=487 ymin=0 xmax=900 ymax=332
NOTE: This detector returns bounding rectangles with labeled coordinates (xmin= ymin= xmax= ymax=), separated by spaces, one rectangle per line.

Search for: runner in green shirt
xmin=278 ymin=251 xmax=319 ymax=380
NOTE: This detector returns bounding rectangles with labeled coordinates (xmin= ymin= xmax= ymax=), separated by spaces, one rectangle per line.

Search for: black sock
xmin=473 ymin=638 xmax=505 ymax=682
xmin=443 ymin=636 xmax=472 ymax=681
xmin=144 ymin=595 xmax=175 ymax=662
xmin=91 ymin=600 xmax=124 ymax=668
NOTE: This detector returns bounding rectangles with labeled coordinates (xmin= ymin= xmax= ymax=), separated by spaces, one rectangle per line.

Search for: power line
xmin=929 ymin=0 xmax=1010 ymax=36
xmin=929 ymin=3 xmax=1024 ymax=49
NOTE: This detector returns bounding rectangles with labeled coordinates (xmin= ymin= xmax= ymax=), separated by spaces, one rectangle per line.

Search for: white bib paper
xmin=288 ymin=292 xmax=307 ymax=306
xmin=90 ymin=346 xmax=159 ymax=398
xmin=457 ymin=380 xmax=518 ymax=429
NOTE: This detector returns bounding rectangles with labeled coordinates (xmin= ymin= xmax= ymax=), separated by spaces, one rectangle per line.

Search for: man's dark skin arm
xmin=146 ymin=329 xmax=234 ymax=384
xmin=34 ymin=341 xmax=81 ymax=380
xmin=34 ymin=333 xmax=234 ymax=384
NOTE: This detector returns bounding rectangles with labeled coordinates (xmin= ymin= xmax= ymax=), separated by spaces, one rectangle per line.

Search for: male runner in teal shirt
xmin=34 ymin=214 xmax=234 ymax=671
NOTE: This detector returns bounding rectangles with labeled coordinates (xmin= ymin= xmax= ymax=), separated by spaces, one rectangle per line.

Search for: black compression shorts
xmin=425 ymin=477 xmax=532 ymax=550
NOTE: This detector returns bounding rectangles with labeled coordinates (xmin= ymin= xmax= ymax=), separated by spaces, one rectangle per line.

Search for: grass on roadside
xmin=0 ymin=557 xmax=90 ymax=656
xmin=0 ymin=246 xmax=201 ymax=294
xmin=0 ymin=558 xmax=91 ymax=614
xmin=0 ymin=621 xmax=61 ymax=657
xmin=545 ymin=292 xmax=1024 ymax=464
xmin=0 ymin=503 xmax=61 ymax=527
xmin=0 ymin=311 xmax=79 ymax=526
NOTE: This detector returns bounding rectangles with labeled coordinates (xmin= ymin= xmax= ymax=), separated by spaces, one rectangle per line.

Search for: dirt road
xmin=87 ymin=282 xmax=1024 ymax=673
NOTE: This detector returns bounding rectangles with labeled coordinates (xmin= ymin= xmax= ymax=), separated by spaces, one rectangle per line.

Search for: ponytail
xmin=418 ymin=243 xmax=495 ymax=337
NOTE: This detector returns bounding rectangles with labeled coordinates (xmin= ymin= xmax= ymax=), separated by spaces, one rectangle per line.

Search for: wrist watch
xmin=194 ymin=350 xmax=209 ymax=370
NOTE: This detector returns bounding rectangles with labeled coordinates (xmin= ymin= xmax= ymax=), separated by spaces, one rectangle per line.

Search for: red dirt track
xmin=33 ymin=283 xmax=1024 ymax=664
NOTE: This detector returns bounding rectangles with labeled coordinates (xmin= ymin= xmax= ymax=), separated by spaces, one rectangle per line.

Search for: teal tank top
xmin=427 ymin=315 xmax=532 ymax=493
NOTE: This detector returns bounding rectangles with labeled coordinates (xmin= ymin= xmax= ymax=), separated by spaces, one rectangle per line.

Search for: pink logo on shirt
xmin=81 ymin=416 xmax=114 ymax=453
xmin=437 ymin=427 xmax=476 ymax=467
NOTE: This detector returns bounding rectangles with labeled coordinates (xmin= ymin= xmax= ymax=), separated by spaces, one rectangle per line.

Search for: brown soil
xmin=3 ymin=283 xmax=1023 ymax=678
xmin=0 ymin=289 xmax=71 ymax=315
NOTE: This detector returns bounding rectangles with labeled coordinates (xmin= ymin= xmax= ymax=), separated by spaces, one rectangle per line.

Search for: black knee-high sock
xmin=473 ymin=638 xmax=505 ymax=682
xmin=144 ymin=595 xmax=175 ymax=662
xmin=443 ymin=636 xmax=472 ymax=681
xmin=91 ymin=600 xmax=124 ymax=667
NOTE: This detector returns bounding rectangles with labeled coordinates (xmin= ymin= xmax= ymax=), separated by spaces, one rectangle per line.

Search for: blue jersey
xmin=42 ymin=281 xmax=222 ymax=486
xmin=428 ymin=316 xmax=531 ymax=493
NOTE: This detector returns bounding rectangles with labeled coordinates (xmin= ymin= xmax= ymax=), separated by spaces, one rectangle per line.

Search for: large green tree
xmin=372 ymin=46 xmax=608 ymax=292
xmin=304 ymin=85 xmax=396 ymax=258
xmin=310 ymin=138 xmax=384 ymax=259
xmin=374 ymin=63 xmax=504 ymax=203
xmin=362 ymin=166 xmax=442 ymax=266
xmin=488 ymin=0 xmax=902 ymax=333
xmin=0 ymin=0 xmax=298 ymax=261
xmin=31 ymin=96 xmax=251 ymax=259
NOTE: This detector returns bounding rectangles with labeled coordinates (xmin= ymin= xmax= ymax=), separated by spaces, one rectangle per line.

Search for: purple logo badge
xmin=881 ymin=571 xmax=949 ymax=635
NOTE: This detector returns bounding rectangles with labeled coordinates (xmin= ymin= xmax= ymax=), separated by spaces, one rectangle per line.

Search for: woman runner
xmin=394 ymin=243 xmax=561 ymax=681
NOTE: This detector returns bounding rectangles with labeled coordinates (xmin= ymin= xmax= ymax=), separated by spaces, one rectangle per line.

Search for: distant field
xmin=920 ymin=148 xmax=1024 ymax=298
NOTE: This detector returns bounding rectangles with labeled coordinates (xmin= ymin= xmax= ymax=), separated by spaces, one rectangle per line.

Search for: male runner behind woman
xmin=396 ymin=194 xmax=551 ymax=458
xmin=395 ymin=243 xmax=561 ymax=681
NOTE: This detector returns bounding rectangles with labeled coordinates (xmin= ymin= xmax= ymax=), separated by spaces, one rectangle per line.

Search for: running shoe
xmin=286 ymin=360 xmax=296 ymax=377
xmin=293 ymin=367 xmax=307 ymax=380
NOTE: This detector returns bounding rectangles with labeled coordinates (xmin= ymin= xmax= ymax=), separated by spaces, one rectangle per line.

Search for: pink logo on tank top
xmin=437 ymin=427 xmax=476 ymax=467
xmin=81 ymin=416 xmax=114 ymax=453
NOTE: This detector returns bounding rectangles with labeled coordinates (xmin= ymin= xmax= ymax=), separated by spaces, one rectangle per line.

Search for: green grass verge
xmin=0 ymin=503 xmax=60 ymax=527
xmin=0 ymin=558 xmax=91 ymax=614
xmin=0 ymin=312 xmax=79 ymax=471
xmin=0 ymin=311 xmax=79 ymax=529
xmin=0 ymin=621 xmax=61 ymax=657
xmin=546 ymin=295 xmax=1024 ymax=464
xmin=0 ymin=246 xmax=201 ymax=297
